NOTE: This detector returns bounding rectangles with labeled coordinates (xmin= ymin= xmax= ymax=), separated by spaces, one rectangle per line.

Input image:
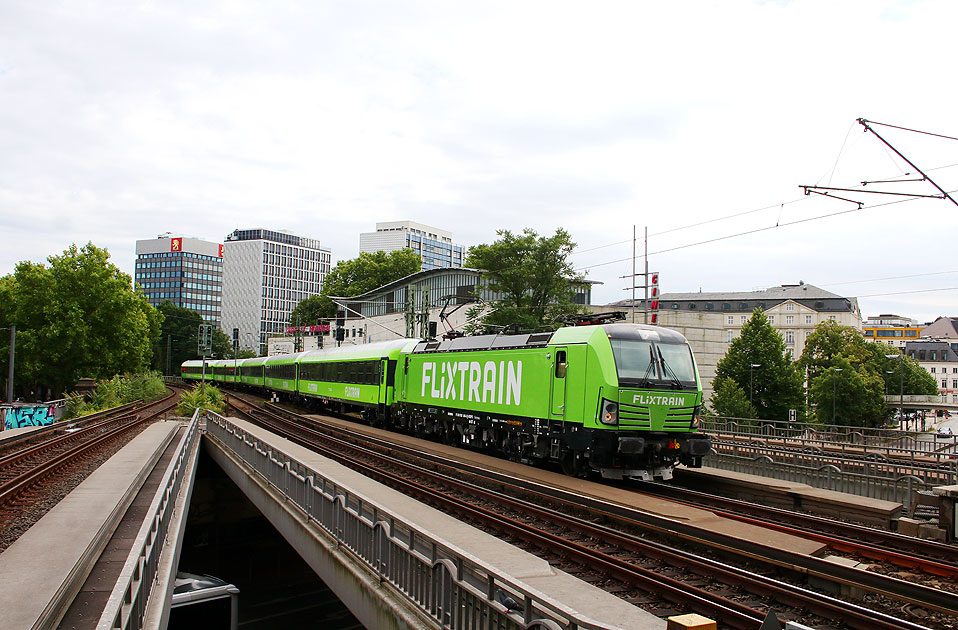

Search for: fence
xmin=206 ymin=412 xmax=620 ymax=630
xmin=701 ymin=415 xmax=958 ymax=509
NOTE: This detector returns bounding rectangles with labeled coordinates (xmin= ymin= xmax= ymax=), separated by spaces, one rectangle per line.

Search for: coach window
xmin=555 ymin=350 xmax=567 ymax=378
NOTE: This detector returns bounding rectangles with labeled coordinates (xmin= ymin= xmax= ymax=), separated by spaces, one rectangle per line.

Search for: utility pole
xmin=6 ymin=326 xmax=14 ymax=404
xmin=621 ymin=226 xmax=654 ymax=324
xmin=644 ymin=226 xmax=648 ymax=325
xmin=631 ymin=226 xmax=636 ymax=323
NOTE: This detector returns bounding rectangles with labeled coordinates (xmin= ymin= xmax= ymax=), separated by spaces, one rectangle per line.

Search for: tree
xmin=873 ymin=346 xmax=937 ymax=400
xmin=0 ymin=243 xmax=161 ymax=398
xmin=709 ymin=375 xmax=759 ymax=419
xmin=288 ymin=295 xmax=329 ymax=327
xmin=798 ymin=320 xmax=875 ymax=382
xmin=809 ymin=355 xmax=886 ymax=427
xmin=464 ymin=228 xmax=585 ymax=332
xmin=152 ymin=300 xmax=203 ymax=375
xmin=713 ymin=309 xmax=805 ymax=421
xmin=294 ymin=249 xmax=422 ymax=321
xmin=799 ymin=322 xmax=936 ymax=426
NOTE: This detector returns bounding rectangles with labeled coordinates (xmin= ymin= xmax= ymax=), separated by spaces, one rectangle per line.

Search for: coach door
xmin=550 ymin=348 xmax=568 ymax=418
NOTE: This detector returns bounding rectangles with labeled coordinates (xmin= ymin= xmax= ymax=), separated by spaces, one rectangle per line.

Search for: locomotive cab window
xmin=555 ymin=350 xmax=567 ymax=378
xmin=610 ymin=338 xmax=696 ymax=388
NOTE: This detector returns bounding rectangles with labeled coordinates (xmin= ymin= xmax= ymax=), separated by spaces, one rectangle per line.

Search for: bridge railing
xmin=703 ymin=439 xmax=956 ymax=509
xmin=701 ymin=415 xmax=958 ymax=456
xmin=205 ymin=412 xmax=620 ymax=630
xmin=98 ymin=412 xmax=201 ymax=630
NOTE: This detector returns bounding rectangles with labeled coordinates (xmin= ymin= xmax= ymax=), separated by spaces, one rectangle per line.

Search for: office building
xmin=221 ymin=228 xmax=331 ymax=353
xmin=359 ymin=220 xmax=465 ymax=270
xmin=613 ymin=282 xmax=863 ymax=402
xmin=134 ymin=234 xmax=223 ymax=325
xmin=862 ymin=314 xmax=922 ymax=349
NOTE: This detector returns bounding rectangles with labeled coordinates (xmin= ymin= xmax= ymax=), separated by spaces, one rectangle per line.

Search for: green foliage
xmin=808 ymin=355 xmax=886 ymax=427
xmin=151 ymin=300 xmax=203 ymax=374
xmin=288 ymin=294 xmax=329 ymax=326
xmin=709 ymin=375 xmax=758 ymax=419
xmin=0 ymin=243 xmax=161 ymax=398
xmin=464 ymin=228 xmax=585 ymax=332
xmin=176 ymin=384 xmax=225 ymax=416
xmin=295 ymin=249 xmax=422 ymax=321
xmin=713 ymin=309 xmax=806 ymax=421
xmin=879 ymin=348 xmax=938 ymax=398
xmin=798 ymin=321 xmax=937 ymax=427
xmin=62 ymin=372 xmax=167 ymax=420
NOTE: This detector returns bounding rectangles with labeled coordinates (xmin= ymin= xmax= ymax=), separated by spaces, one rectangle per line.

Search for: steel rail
xmin=0 ymin=391 xmax=178 ymax=506
xmin=644 ymin=480 xmax=958 ymax=577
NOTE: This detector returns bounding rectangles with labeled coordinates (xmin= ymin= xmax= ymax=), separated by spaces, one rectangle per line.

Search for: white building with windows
xmin=905 ymin=340 xmax=958 ymax=404
xmin=612 ymin=283 xmax=863 ymax=401
xmin=359 ymin=220 xmax=465 ymax=270
xmin=221 ymin=228 xmax=331 ymax=354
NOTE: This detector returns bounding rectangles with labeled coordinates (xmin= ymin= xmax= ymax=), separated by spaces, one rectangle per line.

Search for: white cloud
xmin=1 ymin=0 xmax=956 ymax=323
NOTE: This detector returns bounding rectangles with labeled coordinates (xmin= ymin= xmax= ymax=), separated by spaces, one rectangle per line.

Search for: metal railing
xmin=206 ymin=413 xmax=621 ymax=630
xmin=98 ymin=413 xmax=200 ymax=630
xmin=701 ymin=416 xmax=957 ymax=509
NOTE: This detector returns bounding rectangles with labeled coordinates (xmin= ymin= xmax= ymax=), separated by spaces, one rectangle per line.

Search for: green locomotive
xmin=182 ymin=323 xmax=710 ymax=480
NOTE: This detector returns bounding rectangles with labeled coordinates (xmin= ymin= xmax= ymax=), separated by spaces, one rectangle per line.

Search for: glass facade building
xmin=359 ymin=221 xmax=464 ymax=270
xmin=221 ymin=228 xmax=331 ymax=353
xmin=134 ymin=235 xmax=223 ymax=325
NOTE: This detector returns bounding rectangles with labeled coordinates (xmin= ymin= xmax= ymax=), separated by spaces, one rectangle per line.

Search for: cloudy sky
xmin=2 ymin=1 xmax=956 ymax=323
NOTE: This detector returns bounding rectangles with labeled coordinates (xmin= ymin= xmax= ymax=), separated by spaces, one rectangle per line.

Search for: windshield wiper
xmin=638 ymin=345 xmax=657 ymax=386
xmin=657 ymin=347 xmax=683 ymax=390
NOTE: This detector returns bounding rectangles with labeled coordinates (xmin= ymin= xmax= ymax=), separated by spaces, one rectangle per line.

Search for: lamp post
xmin=832 ymin=367 xmax=843 ymax=425
xmin=886 ymin=353 xmax=904 ymax=430
xmin=3 ymin=326 xmax=14 ymax=405
xmin=749 ymin=363 xmax=761 ymax=407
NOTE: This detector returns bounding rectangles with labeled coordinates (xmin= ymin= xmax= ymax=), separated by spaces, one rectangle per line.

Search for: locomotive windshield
xmin=610 ymin=338 xmax=697 ymax=388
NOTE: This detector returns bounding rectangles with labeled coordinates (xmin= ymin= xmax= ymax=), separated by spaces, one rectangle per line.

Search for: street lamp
xmin=886 ymin=353 xmax=904 ymax=430
xmin=832 ymin=367 xmax=843 ymax=425
xmin=749 ymin=363 xmax=761 ymax=407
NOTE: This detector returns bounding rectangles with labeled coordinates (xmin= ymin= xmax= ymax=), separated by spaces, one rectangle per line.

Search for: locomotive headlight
xmin=691 ymin=404 xmax=701 ymax=429
xmin=601 ymin=399 xmax=619 ymax=425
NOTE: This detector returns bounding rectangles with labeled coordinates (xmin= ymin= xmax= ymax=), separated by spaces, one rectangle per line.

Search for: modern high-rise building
xmin=359 ymin=220 xmax=464 ymax=270
xmin=134 ymin=234 xmax=224 ymax=325
xmin=221 ymin=228 xmax=331 ymax=353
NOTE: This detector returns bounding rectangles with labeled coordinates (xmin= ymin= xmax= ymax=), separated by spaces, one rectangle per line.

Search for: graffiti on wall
xmin=2 ymin=405 xmax=56 ymax=430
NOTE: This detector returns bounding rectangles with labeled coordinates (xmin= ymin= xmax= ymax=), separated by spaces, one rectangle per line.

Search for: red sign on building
xmin=649 ymin=272 xmax=660 ymax=325
xmin=170 ymin=238 xmax=182 ymax=252
xmin=284 ymin=324 xmax=331 ymax=334
xmin=218 ymin=244 xmax=224 ymax=258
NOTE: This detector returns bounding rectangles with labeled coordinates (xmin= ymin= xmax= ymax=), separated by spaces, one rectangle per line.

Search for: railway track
xmin=0 ymin=388 xmax=182 ymax=551
xmin=226 ymin=393 xmax=956 ymax=629
xmin=637 ymin=480 xmax=958 ymax=577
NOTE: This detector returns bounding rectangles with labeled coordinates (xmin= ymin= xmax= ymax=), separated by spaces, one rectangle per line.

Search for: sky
xmin=2 ymin=0 xmax=957 ymax=324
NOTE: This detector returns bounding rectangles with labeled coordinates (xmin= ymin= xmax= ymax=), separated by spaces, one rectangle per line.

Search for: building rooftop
xmin=611 ymin=283 xmax=860 ymax=314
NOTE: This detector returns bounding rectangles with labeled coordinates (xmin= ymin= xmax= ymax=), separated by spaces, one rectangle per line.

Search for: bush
xmin=61 ymin=372 xmax=167 ymax=420
xmin=176 ymin=384 xmax=225 ymax=416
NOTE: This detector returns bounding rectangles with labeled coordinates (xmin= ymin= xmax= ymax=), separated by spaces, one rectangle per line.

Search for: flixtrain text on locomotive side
xmin=183 ymin=323 xmax=711 ymax=480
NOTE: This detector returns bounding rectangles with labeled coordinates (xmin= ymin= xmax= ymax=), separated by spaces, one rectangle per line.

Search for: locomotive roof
xmin=599 ymin=323 xmax=690 ymax=344
xmin=411 ymin=331 xmax=555 ymax=354
xmin=410 ymin=323 xmax=690 ymax=354
xmin=300 ymin=338 xmax=417 ymax=361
